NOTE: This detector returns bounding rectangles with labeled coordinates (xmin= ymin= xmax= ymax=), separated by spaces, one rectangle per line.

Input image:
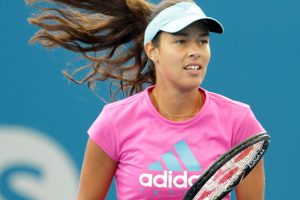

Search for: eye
xmin=175 ymin=39 xmax=186 ymax=44
xmin=199 ymin=39 xmax=209 ymax=45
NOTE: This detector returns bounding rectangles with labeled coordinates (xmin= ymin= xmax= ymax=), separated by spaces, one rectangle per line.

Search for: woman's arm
xmin=77 ymin=138 xmax=117 ymax=200
xmin=235 ymin=159 xmax=265 ymax=200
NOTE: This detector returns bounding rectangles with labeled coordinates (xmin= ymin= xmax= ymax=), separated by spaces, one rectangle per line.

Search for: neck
xmin=150 ymin=86 xmax=203 ymax=121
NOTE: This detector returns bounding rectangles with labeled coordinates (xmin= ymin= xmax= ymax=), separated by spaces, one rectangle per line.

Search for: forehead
xmin=152 ymin=21 xmax=210 ymax=46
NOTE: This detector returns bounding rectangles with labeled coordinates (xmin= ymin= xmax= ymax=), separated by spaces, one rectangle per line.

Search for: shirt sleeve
xmin=233 ymin=108 xmax=266 ymax=146
xmin=87 ymin=107 xmax=119 ymax=161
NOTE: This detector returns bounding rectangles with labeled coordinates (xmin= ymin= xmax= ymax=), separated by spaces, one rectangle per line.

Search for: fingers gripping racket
xmin=183 ymin=132 xmax=270 ymax=200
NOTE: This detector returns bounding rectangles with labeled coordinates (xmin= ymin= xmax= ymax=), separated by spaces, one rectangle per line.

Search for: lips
xmin=184 ymin=64 xmax=202 ymax=70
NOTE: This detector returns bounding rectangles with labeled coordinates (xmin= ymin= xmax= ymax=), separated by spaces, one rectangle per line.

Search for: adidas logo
xmin=139 ymin=140 xmax=203 ymax=189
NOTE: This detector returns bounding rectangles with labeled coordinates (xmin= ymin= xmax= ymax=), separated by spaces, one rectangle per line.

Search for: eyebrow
xmin=172 ymin=32 xmax=209 ymax=37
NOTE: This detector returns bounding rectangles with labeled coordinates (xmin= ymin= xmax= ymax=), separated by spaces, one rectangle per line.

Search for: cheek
xmin=203 ymin=48 xmax=211 ymax=65
xmin=158 ymin=50 xmax=181 ymax=69
xmin=155 ymin=58 xmax=181 ymax=81
xmin=206 ymin=54 xmax=211 ymax=65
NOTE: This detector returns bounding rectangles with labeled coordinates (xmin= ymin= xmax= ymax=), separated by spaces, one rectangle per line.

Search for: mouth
xmin=183 ymin=64 xmax=202 ymax=71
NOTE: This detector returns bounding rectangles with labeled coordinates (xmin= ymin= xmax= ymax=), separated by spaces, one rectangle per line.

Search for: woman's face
xmin=153 ymin=21 xmax=211 ymax=91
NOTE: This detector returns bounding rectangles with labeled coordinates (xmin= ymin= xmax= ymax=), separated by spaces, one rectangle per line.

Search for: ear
xmin=144 ymin=42 xmax=158 ymax=62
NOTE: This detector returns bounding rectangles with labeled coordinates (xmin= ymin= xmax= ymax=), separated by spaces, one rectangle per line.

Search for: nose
xmin=188 ymin=50 xmax=200 ymax=59
xmin=187 ymin=43 xmax=201 ymax=59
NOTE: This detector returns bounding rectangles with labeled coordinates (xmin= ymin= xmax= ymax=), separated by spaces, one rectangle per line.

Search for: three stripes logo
xmin=139 ymin=140 xmax=203 ymax=189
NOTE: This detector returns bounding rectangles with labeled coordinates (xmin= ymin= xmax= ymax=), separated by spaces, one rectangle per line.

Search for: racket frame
xmin=184 ymin=132 xmax=270 ymax=200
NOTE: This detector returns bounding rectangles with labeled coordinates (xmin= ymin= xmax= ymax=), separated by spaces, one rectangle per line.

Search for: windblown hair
xmin=26 ymin=0 xmax=194 ymax=99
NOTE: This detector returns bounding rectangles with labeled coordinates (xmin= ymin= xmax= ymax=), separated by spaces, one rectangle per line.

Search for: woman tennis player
xmin=28 ymin=0 xmax=266 ymax=199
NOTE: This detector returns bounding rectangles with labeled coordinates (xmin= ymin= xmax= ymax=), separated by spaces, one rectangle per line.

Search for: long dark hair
xmin=27 ymin=0 xmax=194 ymax=100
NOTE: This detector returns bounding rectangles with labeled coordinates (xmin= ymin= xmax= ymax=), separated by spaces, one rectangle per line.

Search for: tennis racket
xmin=183 ymin=132 xmax=270 ymax=200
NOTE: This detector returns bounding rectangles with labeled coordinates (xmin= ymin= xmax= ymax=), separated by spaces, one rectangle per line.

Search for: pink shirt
xmin=88 ymin=86 xmax=265 ymax=199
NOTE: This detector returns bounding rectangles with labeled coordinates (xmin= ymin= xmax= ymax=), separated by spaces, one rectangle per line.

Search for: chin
xmin=179 ymin=82 xmax=202 ymax=91
xmin=189 ymin=78 xmax=204 ymax=88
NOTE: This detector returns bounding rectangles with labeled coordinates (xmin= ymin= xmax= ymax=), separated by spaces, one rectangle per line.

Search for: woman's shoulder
xmin=205 ymin=89 xmax=251 ymax=111
xmin=103 ymin=89 xmax=147 ymax=112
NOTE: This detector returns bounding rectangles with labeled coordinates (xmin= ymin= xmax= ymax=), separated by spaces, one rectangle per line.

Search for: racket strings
xmin=192 ymin=141 xmax=265 ymax=200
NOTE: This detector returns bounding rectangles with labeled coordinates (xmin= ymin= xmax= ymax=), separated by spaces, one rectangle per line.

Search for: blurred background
xmin=0 ymin=0 xmax=299 ymax=199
